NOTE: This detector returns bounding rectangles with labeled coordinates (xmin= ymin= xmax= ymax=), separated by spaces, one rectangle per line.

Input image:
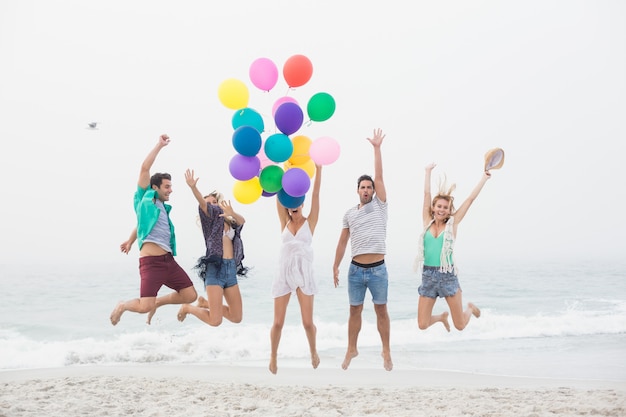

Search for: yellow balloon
xmin=288 ymin=135 xmax=312 ymax=165
xmin=284 ymin=158 xmax=316 ymax=178
xmin=218 ymin=78 xmax=249 ymax=110
xmin=232 ymin=177 xmax=262 ymax=204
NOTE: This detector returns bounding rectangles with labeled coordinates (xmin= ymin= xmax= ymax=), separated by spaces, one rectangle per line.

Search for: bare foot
xmin=468 ymin=303 xmax=481 ymax=318
xmin=341 ymin=349 xmax=358 ymax=370
xmin=146 ymin=308 xmax=156 ymax=325
xmin=177 ymin=305 xmax=189 ymax=322
xmin=269 ymin=355 xmax=277 ymax=374
xmin=110 ymin=302 xmax=125 ymax=326
xmin=197 ymin=296 xmax=210 ymax=308
xmin=441 ymin=311 xmax=451 ymax=332
xmin=311 ymin=352 xmax=320 ymax=369
xmin=382 ymin=351 xmax=393 ymax=371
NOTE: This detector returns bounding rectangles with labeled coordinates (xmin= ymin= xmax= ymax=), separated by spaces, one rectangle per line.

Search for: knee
xmin=209 ymin=318 xmax=223 ymax=327
xmin=231 ymin=315 xmax=242 ymax=324
xmin=451 ymin=317 xmax=466 ymax=331
xmin=349 ymin=305 xmax=363 ymax=316
xmin=182 ymin=287 xmax=198 ymax=303
xmin=301 ymin=320 xmax=315 ymax=332
xmin=417 ymin=319 xmax=429 ymax=331
xmin=374 ymin=304 xmax=389 ymax=319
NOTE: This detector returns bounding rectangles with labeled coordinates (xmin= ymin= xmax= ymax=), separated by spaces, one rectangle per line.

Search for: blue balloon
xmin=274 ymin=102 xmax=303 ymax=135
xmin=232 ymin=107 xmax=264 ymax=133
xmin=264 ymin=133 xmax=293 ymax=163
xmin=277 ymin=188 xmax=305 ymax=209
xmin=232 ymin=126 xmax=262 ymax=157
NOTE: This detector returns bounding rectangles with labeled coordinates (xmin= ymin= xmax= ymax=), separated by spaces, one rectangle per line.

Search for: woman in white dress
xmin=269 ymin=165 xmax=322 ymax=374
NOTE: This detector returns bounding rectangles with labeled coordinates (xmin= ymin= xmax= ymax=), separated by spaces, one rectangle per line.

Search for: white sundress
xmin=272 ymin=220 xmax=317 ymax=298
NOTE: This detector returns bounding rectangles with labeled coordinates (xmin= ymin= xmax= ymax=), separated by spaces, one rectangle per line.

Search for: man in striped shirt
xmin=332 ymin=128 xmax=392 ymax=371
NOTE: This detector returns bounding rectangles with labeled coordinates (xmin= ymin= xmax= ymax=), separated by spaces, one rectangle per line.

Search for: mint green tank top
xmin=423 ymin=230 xmax=452 ymax=266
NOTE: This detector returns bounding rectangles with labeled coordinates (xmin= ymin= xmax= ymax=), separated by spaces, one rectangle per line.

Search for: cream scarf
xmin=413 ymin=216 xmax=457 ymax=274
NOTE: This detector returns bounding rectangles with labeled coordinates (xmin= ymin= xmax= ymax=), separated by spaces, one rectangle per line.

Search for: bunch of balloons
xmin=217 ymin=54 xmax=340 ymax=208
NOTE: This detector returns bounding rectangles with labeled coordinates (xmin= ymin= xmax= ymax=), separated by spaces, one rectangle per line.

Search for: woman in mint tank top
xmin=414 ymin=162 xmax=493 ymax=332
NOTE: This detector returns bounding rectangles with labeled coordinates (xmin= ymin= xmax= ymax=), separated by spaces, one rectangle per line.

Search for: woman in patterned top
xmin=177 ymin=169 xmax=247 ymax=326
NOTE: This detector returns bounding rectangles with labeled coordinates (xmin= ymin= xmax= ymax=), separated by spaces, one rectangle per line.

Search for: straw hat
xmin=484 ymin=148 xmax=505 ymax=171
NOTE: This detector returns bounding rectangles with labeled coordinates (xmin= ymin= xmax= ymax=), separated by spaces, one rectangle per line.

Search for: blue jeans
xmin=347 ymin=261 xmax=388 ymax=306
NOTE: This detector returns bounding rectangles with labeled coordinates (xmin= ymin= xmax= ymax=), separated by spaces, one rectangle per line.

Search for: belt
xmin=351 ymin=259 xmax=384 ymax=268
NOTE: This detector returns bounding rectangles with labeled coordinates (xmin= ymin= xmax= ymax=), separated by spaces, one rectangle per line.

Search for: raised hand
xmin=366 ymin=128 xmax=386 ymax=147
xmin=185 ymin=169 xmax=199 ymax=188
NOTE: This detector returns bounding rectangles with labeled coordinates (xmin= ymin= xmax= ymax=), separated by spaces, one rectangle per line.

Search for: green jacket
xmin=133 ymin=185 xmax=177 ymax=255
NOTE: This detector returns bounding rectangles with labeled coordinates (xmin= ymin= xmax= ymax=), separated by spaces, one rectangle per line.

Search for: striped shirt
xmin=342 ymin=195 xmax=387 ymax=258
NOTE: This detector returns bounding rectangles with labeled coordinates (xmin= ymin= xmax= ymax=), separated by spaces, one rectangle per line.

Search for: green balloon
xmin=307 ymin=92 xmax=336 ymax=122
xmin=259 ymin=165 xmax=284 ymax=193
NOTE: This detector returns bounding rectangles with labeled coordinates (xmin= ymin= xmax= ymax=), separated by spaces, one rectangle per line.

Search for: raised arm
xmin=185 ymin=169 xmax=209 ymax=216
xmin=138 ymin=134 xmax=170 ymax=188
xmin=453 ymin=171 xmax=492 ymax=224
xmin=367 ymin=128 xmax=386 ymax=202
xmin=422 ymin=163 xmax=436 ymax=226
xmin=307 ymin=164 xmax=322 ymax=233
xmin=276 ymin=198 xmax=290 ymax=231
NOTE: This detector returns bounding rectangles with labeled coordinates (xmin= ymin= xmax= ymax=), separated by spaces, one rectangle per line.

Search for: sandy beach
xmin=1 ymin=365 xmax=624 ymax=417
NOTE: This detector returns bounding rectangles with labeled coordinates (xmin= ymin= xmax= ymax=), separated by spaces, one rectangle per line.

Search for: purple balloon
xmin=229 ymin=154 xmax=261 ymax=181
xmin=274 ymin=102 xmax=303 ymax=136
xmin=281 ymin=167 xmax=310 ymax=197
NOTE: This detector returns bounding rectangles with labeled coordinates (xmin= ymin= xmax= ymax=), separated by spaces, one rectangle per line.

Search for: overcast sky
xmin=1 ymin=1 xmax=624 ymax=271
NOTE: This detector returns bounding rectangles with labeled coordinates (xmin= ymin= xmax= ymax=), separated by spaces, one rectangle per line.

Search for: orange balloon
xmin=284 ymin=158 xmax=316 ymax=178
xmin=289 ymin=135 xmax=312 ymax=165
xmin=283 ymin=54 xmax=313 ymax=88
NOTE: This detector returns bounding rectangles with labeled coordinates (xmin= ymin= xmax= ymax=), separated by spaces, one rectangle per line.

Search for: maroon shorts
xmin=139 ymin=253 xmax=193 ymax=297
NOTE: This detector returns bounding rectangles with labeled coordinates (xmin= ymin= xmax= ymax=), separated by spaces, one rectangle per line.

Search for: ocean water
xmin=1 ymin=257 xmax=625 ymax=381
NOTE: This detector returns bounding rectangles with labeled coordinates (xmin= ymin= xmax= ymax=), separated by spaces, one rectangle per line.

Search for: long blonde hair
xmin=430 ymin=175 xmax=456 ymax=220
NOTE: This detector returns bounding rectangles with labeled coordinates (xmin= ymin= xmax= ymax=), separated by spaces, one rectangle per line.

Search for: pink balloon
xmin=257 ymin=145 xmax=273 ymax=169
xmin=309 ymin=136 xmax=340 ymax=165
xmin=249 ymin=58 xmax=278 ymax=92
xmin=272 ymin=96 xmax=299 ymax=117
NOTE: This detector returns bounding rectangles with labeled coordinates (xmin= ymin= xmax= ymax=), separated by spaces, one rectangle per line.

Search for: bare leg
xmin=269 ymin=293 xmax=290 ymax=374
xmin=342 ymin=304 xmax=362 ymax=370
xmin=446 ymin=290 xmax=480 ymax=331
xmin=178 ymin=285 xmax=225 ymax=326
xmin=296 ymin=289 xmax=319 ymax=369
xmin=374 ymin=303 xmax=393 ymax=371
xmin=110 ymin=297 xmax=156 ymax=326
xmin=147 ymin=286 xmax=197 ymax=325
xmin=468 ymin=302 xmax=481 ymax=318
xmin=222 ymin=284 xmax=243 ymax=323
xmin=417 ymin=296 xmax=450 ymax=332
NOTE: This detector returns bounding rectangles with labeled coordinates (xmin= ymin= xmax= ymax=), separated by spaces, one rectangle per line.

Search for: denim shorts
xmin=418 ymin=266 xmax=460 ymax=298
xmin=204 ymin=258 xmax=238 ymax=289
xmin=347 ymin=260 xmax=388 ymax=306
